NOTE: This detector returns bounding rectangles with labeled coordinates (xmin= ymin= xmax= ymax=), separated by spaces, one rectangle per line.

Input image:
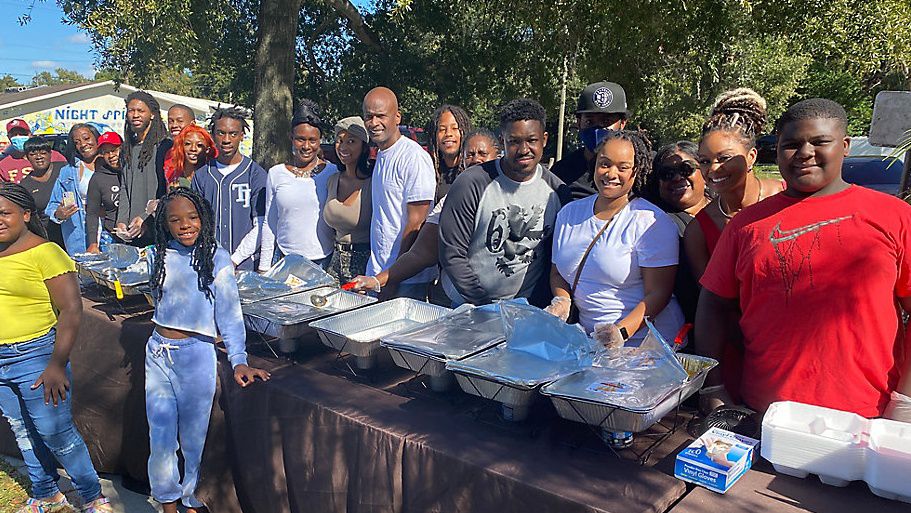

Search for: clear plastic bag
xmin=263 ymin=254 xmax=336 ymax=290
xmin=500 ymin=301 xmax=594 ymax=362
xmin=382 ymin=299 xmax=525 ymax=359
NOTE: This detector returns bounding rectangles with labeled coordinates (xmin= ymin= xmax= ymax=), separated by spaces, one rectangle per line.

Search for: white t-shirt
xmin=367 ymin=136 xmax=436 ymax=283
xmin=216 ymin=161 xmax=241 ymax=177
xmin=258 ymin=163 xmax=338 ymax=270
xmin=552 ymin=195 xmax=684 ymax=342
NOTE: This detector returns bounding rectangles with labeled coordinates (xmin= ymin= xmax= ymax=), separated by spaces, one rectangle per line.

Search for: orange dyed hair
xmin=164 ymin=124 xmax=217 ymax=182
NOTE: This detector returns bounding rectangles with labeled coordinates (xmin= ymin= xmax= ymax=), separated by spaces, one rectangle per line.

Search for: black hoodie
xmin=85 ymin=161 xmax=122 ymax=247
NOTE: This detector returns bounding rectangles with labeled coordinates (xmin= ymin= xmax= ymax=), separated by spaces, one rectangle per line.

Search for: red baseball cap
xmin=97 ymin=131 xmax=123 ymax=147
xmin=5 ymin=119 xmax=30 ymax=134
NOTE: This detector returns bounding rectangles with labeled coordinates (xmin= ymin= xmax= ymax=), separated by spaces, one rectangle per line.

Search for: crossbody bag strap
xmin=570 ymin=214 xmax=615 ymax=298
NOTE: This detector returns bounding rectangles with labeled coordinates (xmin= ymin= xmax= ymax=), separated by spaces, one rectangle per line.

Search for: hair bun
xmin=703 ymin=87 xmax=767 ymax=142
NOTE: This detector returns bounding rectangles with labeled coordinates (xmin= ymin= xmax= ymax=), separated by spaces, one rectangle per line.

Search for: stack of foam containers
xmin=761 ymin=401 xmax=911 ymax=503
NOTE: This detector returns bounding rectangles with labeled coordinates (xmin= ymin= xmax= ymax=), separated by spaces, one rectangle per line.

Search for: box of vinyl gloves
xmin=674 ymin=427 xmax=759 ymax=493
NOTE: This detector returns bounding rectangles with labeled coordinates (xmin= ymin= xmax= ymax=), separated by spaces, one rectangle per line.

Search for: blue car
xmin=842 ymin=156 xmax=904 ymax=195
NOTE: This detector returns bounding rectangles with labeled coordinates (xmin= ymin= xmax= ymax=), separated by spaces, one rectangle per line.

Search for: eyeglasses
xmin=655 ymin=160 xmax=698 ymax=181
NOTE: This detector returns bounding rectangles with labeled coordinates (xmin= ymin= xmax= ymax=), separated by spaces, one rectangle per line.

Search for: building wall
xmin=0 ymin=85 xmax=253 ymax=156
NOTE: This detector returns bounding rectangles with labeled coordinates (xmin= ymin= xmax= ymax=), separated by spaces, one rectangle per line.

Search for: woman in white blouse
xmin=547 ymin=130 xmax=683 ymax=346
xmin=259 ymin=101 xmax=338 ymax=271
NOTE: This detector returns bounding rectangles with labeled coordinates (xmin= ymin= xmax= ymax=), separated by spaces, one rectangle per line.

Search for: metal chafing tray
xmin=381 ymin=304 xmax=506 ymax=391
xmin=446 ymin=345 xmax=588 ymax=421
xmin=309 ymin=298 xmax=450 ymax=370
xmin=541 ymin=353 xmax=718 ymax=433
xmin=243 ymin=287 xmax=376 ymax=340
xmin=237 ymin=254 xmax=336 ymax=304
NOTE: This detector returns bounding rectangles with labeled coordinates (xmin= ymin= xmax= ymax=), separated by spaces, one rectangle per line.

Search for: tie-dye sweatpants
xmin=145 ymin=330 xmax=216 ymax=508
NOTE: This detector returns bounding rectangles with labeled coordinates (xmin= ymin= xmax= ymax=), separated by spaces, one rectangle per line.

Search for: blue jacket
xmin=45 ymin=160 xmax=88 ymax=255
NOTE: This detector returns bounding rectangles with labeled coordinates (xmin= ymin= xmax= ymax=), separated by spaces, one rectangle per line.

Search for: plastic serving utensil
xmin=310 ymin=281 xmax=357 ymax=307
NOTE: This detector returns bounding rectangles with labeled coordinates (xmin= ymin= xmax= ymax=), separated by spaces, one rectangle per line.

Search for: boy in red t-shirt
xmin=697 ymin=98 xmax=911 ymax=420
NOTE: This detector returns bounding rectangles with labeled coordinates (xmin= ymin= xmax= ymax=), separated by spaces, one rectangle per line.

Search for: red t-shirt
xmin=0 ymin=150 xmax=67 ymax=184
xmin=700 ymin=185 xmax=911 ymax=417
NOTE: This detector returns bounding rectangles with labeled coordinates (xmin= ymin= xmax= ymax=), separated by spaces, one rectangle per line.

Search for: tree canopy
xmin=53 ymin=0 xmax=911 ymax=150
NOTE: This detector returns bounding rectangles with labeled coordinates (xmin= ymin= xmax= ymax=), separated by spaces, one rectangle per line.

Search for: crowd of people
xmin=1 ymin=80 xmax=910 ymax=512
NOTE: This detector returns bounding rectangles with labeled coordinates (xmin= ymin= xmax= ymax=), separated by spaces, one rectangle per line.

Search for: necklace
xmin=718 ymin=176 xmax=763 ymax=219
xmin=288 ymin=160 xmax=323 ymax=178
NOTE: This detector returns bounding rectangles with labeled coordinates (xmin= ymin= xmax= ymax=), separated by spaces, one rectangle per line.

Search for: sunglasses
xmin=655 ymin=160 xmax=698 ymax=181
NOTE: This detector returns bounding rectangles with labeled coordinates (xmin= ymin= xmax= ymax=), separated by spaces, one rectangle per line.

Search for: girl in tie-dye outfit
xmin=146 ymin=187 xmax=270 ymax=513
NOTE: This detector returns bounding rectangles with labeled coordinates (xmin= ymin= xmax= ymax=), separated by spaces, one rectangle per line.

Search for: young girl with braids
xmin=683 ymin=88 xmax=784 ymax=405
xmin=0 ymin=182 xmax=112 ymax=512
xmin=546 ymin=130 xmax=684 ymax=347
xmin=146 ymin=187 xmax=270 ymax=513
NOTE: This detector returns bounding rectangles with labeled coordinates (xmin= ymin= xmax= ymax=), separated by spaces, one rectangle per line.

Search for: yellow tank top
xmin=0 ymin=242 xmax=76 ymax=345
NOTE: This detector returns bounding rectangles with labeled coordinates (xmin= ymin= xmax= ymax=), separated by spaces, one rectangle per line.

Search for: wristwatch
xmin=618 ymin=326 xmax=629 ymax=341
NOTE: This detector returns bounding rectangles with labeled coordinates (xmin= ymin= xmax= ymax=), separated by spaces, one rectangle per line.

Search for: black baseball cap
xmin=576 ymin=81 xmax=628 ymax=115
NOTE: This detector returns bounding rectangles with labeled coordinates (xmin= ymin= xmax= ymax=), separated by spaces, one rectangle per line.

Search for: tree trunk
xmin=253 ymin=0 xmax=303 ymax=168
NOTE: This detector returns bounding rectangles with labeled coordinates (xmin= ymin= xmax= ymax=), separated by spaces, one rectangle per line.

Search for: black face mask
xmin=655 ymin=160 xmax=699 ymax=181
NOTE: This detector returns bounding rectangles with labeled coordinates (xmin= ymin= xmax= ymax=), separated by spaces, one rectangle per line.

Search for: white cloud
xmin=31 ymin=60 xmax=58 ymax=69
xmin=68 ymin=33 xmax=91 ymax=44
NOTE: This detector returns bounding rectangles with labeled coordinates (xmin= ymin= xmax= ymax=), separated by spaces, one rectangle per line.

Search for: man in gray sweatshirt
xmin=439 ymin=99 xmax=571 ymax=307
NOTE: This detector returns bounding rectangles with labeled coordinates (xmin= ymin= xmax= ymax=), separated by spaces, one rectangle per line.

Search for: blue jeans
xmin=0 ymin=329 xmax=102 ymax=502
xmin=146 ymin=331 xmax=217 ymax=508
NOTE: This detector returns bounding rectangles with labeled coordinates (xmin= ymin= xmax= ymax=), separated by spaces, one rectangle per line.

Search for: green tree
xmin=30 ymin=67 xmax=89 ymax=86
xmin=0 ymin=74 xmax=21 ymax=90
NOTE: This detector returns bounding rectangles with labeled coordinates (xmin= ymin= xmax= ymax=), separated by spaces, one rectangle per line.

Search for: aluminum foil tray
xmin=445 ymin=343 xmax=587 ymax=389
xmin=381 ymin=305 xmax=506 ymax=360
xmin=243 ymin=287 xmax=376 ymax=339
xmin=309 ymin=298 xmax=450 ymax=358
xmin=236 ymin=257 xmax=337 ymax=304
xmin=541 ymin=354 xmax=717 ymax=433
xmin=453 ymin=372 xmax=536 ymax=407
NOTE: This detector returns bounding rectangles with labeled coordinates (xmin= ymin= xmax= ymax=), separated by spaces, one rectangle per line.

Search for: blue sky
xmin=0 ymin=1 xmax=99 ymax=84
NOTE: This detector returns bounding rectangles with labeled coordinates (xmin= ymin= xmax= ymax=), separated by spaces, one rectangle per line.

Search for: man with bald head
xmin=167 ymin=104 xmax=196 ymax=138
xmin=363 ymin=87 xmax=436 ymax=299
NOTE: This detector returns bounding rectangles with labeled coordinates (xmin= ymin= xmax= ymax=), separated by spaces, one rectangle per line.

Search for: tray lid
xmin=380 ymin=301 xmax=511 ymax=360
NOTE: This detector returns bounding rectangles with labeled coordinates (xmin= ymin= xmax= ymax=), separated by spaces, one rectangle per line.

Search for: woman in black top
xmin=644 ymin=141 xmax=712 ymax=324
xmin=20 ymin=136 xmax=66 ymax=248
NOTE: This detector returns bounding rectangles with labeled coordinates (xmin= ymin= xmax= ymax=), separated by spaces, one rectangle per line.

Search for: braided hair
xmin=701 ymin=88 xmax=767 ymax=148
xmin=593 ymin=129 xmax=653 ymax=198
xmin=0 ymin=182 xmax=48 ymax=239
xmin=123 ymin=91 xmax=168 ymax=168
xmin=150 ymin=187 xmax=219 ymax=302
xmin=209 ymin=106 xmax=251 ymax=135
xmin=427 ymin=105 xmax=472 ymax=174
xmin=65 ymin=123 xmax=100 ymax=166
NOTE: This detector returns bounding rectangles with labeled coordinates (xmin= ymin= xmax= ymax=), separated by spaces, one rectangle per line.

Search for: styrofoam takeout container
xmin=762 ymin=400 xmax=911 ymax=502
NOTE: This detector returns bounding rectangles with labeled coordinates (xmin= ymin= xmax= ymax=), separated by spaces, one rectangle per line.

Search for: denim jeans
xmin=146 ymin=331 xmax=217 ymax=508
xmin=0 ymin=329 xmax=102 ymax=502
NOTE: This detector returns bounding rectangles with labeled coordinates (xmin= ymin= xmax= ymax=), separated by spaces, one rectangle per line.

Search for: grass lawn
xmin=754 ymin=163 xmax=781 ymax=181
xmin=0 ymin=459 xmax=77 ymax=513
xmin=0 ymin=458 xmax=29 ymax=513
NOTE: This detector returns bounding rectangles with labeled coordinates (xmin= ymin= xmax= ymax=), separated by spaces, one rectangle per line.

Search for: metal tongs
xmin=310 ymin=281 xmax=357 ymax=308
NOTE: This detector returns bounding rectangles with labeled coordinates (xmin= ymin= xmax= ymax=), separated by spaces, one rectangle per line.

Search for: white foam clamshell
xmin=761 ymin=401 xmax=911 ymax=502
xmin=308 ymin=298 xmax=450 ymax=358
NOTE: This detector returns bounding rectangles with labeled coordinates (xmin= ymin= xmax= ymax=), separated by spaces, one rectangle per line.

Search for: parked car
xmin=842 ymin=156 xmax=903 ymax=195
xmin=756 ymin=134 xmax=777 ymax=164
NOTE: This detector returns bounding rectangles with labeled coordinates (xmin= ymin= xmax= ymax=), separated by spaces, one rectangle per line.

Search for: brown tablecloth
xmin=203 ymin=335 xmax=688 ymax=513
xmin=669 ymin=460 xmax=911 ymax=513
xmin=9 ymin=293 xmax=907 ymax=513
